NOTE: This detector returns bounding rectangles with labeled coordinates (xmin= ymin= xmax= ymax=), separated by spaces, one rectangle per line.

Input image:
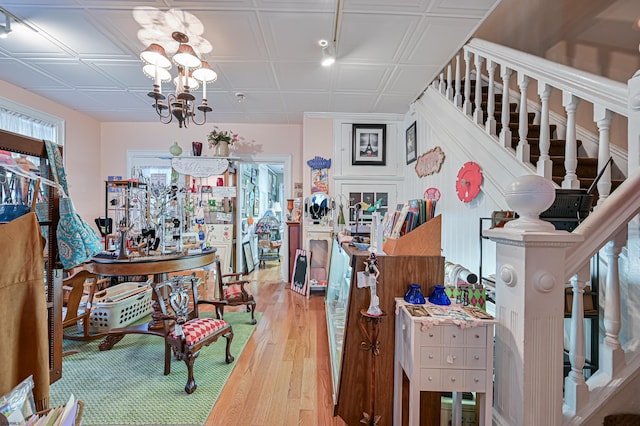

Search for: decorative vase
xmin=428 ymin=285 xmax=451 ymax=306
xmin=404 ymin=283 xmax=426 ymax=304
xmin=192 ymin=141 xmax=203 ymax=156
xmin=169 ymin=141 xmax=182 ymax=156
xmin=215 ymin=141 xmax=230 ymax=157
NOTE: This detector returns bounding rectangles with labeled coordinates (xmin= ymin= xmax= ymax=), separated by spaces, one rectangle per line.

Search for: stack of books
xmin=382 ymin=198 xmax=437 ymax=240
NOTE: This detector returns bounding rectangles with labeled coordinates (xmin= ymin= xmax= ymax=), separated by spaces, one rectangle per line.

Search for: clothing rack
xmin=0 ymin=128 xmax=63 ymax=386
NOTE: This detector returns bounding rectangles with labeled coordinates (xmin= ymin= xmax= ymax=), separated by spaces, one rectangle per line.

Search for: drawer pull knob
xmin=474 ymin=355 xmax=480 ymax=360
xmin=429 ymin=354 xmax=433 ymax=359
xmin=451 ymin=377 xmax=456 ymax=382
xmin=402 ymin=325 xmax=406 ymax=330
xmin=452 ymin=334 xmax=457 ymax=338
xmin=474 ymin=378 xmax=480 ymax=383
xmin=428 ymin=376 xmax=433 ymax=381
xmin=429 ymin=333 xmax=434 ymax=337
xmin=475 ymin=334 xmax=480 ymax=338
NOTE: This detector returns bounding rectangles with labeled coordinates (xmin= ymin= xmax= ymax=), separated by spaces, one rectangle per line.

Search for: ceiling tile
xmin=402 ymin=17 xmax=479 ymax=65
xmin=272 ymin=61 xmax=333 ymax=91
xmin=427 ymin=0 xmax=500 ymax=17
xmin=338 ymin=12 xmax=420 ymax=63
xmin=334 ymin=64 xmax=392 ymax=92
xmin=386 ymin=65 xmax=440 ymax=94
xmin=260 ymin=11 xmax=335 ymax=61
xmin=215 ymin=62 xmax=278 ymax=90
xmin=342 ymin=0 xmax=432 ymax=13
xmin=331 ymin=93 xmax=377 ymax=112
xmin=282 ymin=93 xmax=331 ymax=113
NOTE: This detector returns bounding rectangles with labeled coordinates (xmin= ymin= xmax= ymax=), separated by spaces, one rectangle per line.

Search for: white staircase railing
xmin=428 ymin=38 xmax=640 ymax=423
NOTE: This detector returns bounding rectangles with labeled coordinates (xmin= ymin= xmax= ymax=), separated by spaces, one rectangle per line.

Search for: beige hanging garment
xmin=0 ymin=212 xmax=50 ymax=410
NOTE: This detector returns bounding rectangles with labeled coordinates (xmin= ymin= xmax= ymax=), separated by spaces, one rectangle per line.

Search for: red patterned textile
xmin=224 ymin=284 xmax=246 ymax=300
xmin=171 ymin=318 xmax=228 ymax=346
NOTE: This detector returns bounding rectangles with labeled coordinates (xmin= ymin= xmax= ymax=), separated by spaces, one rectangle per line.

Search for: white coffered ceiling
xmin=0 ymin=0 xmax=500 ymax=124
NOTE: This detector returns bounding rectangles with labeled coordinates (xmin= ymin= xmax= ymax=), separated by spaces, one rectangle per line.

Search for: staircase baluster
xmin=463 ymin=48 xmax=472 ymax=115
xmin=601 ymin=234 xmax=626 ymax=378
xmin=537 ymin=82 xmax=553 ymax=179
xmin=473 ymin=54 xmax=484 ymax=125
xmin=564 ymin=267 xmax=589 ymax=414
xmin=594 ymin=105 xmax=614 ymax=206
xmin=454 ymin=53 xmax=462 ymax=108
xmin=439 ymin=72 xmax=446 ymax=95
xmin=499 ymin=65 xmax=513 ymax=148
xmin=562 ymin=92 xmax=580 ymax=189
xmin=446 ymin=63 xmax=454 ymax=101
xmin=516 ymin=73 xmax=530 ymax=162
xmin=485 ymin=60 xmax=496 ymax=136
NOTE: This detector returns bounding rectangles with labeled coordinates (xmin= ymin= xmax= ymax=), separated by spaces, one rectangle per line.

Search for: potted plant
xmin=207 ymin=127 xmax=239 ymax=156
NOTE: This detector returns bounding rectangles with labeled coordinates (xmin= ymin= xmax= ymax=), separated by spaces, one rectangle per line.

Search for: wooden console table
xmin=394 ymin=299 xmax=495 ymax=426
xmin=84 ymin=251 xmax=216 ymax=351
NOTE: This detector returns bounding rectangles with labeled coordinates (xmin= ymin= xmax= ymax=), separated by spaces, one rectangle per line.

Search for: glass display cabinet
xmin=324 ymin=239 xmax=445 ymax=425
xmin=325 ymin=239 xmax=352 ymax=401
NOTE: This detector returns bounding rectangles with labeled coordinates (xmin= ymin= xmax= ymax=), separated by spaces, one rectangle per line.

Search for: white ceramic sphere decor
xmin=504 ymin=174 xmax=556 ymax=231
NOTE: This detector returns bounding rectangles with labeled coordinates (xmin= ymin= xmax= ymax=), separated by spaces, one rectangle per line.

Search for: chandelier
xmin=140 ymin=31 xmax=217 ymax=128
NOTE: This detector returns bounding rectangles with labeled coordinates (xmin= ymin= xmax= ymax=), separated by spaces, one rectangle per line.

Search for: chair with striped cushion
xmin=214 ymin=259 xmax=257 ymax=325
xmin=154 ymin=276 xmax=234 ymax=394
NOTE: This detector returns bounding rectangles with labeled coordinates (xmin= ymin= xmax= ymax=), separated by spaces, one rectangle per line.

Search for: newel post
xmin=484 ymin=175 xmax=582 ymax=426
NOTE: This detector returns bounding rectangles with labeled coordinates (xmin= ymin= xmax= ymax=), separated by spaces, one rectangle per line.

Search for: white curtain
xmin=0 ymin=107 xmax=58 ymax=143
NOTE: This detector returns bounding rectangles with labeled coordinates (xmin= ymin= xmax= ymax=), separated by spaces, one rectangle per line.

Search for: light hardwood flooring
xmin=205 ymin=260 xmax=348 ymax=426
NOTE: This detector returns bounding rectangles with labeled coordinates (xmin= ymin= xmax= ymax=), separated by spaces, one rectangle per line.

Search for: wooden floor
xmin=205 ymin=260 xmax=348 ymax=426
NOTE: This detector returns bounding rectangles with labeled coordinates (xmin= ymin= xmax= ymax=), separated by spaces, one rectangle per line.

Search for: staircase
xmin=471 ymin=81 xmax=624 ymax=204
xmin=420 ymin=38 xmax=640 ymax=425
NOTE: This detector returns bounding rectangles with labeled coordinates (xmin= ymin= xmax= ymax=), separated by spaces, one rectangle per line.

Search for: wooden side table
xmin=393 ymin=299 xmax=495 ymax=426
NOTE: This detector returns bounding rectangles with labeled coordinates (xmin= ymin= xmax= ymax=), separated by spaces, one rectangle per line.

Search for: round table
xmin=85 ymin=251 xmax=216 ymax=351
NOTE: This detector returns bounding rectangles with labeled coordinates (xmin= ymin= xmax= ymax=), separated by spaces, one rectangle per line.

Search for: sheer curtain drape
xmin=0 ymin=107 xmax=58 ymax=143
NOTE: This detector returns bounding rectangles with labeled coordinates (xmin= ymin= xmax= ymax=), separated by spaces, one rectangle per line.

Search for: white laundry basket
xmin=79 ymin=280 xmax=153 ymax=333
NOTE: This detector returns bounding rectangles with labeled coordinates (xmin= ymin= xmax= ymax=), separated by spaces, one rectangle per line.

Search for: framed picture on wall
xmin=352 ymin=124 xmax=386 ymax=166
xmin=406 ymin=121 xmax=417 ymax=164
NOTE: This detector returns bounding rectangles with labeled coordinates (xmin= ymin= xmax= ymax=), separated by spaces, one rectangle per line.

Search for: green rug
xmin=51 ymin=312 xmax=260 ymax=426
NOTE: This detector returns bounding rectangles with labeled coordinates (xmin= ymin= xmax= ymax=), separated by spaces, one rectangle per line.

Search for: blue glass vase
xmin=428 ymin=285 xmax=451 ymax=306
xmin=404 ymin=283 xmax=426 ymax=304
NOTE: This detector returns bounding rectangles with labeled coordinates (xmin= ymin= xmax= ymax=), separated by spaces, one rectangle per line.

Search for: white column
xmin=499 ymin=65 xmax=513 ymax=149
xmin=454 ymin=52 xmax=463 ymax=108
xmin=516 ymin=73 xmax=530 ymax=163
xmin=446 ymin=62 xmax=454 ymax=101
xmin=484 ymin=175 xmax=582 ymax=426
xmin=563 ymin=265 xmax=590 ymax=415
xmin=562 ymin=91 xmax=581 ymax=189
xmin=473 ymin=54 xmax=485 ymax=125
xmin=537 ymin=82 xmax=553 ymax=179
xmin=600 ymin=233 xmax=626 ymax=378
xmin=485 ymin=60 xmax=497 ymax=136
xmin=463 ymin=49 xmax=472 ymax=116
xmin=628 ymin=69 xmax=640 ymax=176
xmin=594 ymin=105 xmax=614 ymax=206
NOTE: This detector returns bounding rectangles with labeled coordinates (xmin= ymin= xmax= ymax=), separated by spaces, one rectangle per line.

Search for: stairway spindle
xmin=499 ymin=66 xmax=513 ymax=148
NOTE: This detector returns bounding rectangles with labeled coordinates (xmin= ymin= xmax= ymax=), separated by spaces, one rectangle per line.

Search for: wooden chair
xmin=213 ymin=259 xmax=257 ymax=325
xmin=154 ymin=276 xmax=234 ymax=394
xmin=62 ymin=269 xmax=109 ymax=341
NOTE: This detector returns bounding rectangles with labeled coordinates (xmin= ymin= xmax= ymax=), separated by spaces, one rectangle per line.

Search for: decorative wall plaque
xmin=415 ymin=146 xmax=445 ymax=177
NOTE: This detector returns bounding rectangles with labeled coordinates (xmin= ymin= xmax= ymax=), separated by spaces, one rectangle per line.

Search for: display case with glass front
xmin=325 ymin=239 xmax=352 ymax=401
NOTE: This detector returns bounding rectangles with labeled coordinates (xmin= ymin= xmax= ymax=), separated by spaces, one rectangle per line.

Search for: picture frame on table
xmin=243 ymin=241 xmax=255 ymax=274
xmin=406 ymin=121 xmax=417 ymax=164
xmin=352 ymin=124 xmax=386 ymax=166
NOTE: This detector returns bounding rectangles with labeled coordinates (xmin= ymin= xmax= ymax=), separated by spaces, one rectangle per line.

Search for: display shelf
xmin=325 ymin=241 xmax=445 ymax=425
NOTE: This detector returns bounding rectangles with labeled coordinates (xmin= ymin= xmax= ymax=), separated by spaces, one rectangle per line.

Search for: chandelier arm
xmin=154 ymin=100 xmax=172 ymax=121
xmin=190 ymin=108 xmax=207 ymax=126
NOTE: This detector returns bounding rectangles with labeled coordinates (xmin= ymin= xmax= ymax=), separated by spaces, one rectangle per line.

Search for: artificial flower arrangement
xmin=207 ymin=126 xmax=240 ymax=148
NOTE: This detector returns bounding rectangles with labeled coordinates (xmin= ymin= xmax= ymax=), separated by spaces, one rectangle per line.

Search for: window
xmin=0 ymin=96 xmax=64 ymax=145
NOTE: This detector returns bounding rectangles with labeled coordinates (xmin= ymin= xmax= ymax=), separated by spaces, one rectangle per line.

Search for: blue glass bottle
xmin=404 ymin=283 xmax=426 ymax=304
xmin=428 ymin=285 xmax=451 ymax=306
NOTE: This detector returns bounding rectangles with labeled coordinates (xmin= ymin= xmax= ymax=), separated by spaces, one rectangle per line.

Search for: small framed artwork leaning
xmin=352 ymin=124 xmax=386 ymax=166
xmin=406 ymin=121 xmax=417 ymax=164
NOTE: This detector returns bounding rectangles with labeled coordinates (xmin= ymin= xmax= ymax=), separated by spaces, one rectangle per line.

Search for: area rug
xmin=51 ymin=312 xmax=260 ymax=426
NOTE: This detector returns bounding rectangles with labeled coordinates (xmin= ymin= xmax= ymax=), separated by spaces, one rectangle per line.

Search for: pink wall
xmin=0 ymin=80 xmax=102 ymax=222
xmin=100 ymin=122 xmax=303 ymax=183
xmin=302 ymin=116 xmax=334 ymax=196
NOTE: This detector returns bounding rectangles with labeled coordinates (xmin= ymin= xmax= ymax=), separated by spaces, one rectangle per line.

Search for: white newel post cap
xmin=504 ymin=174 xmax=556 ymax=232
